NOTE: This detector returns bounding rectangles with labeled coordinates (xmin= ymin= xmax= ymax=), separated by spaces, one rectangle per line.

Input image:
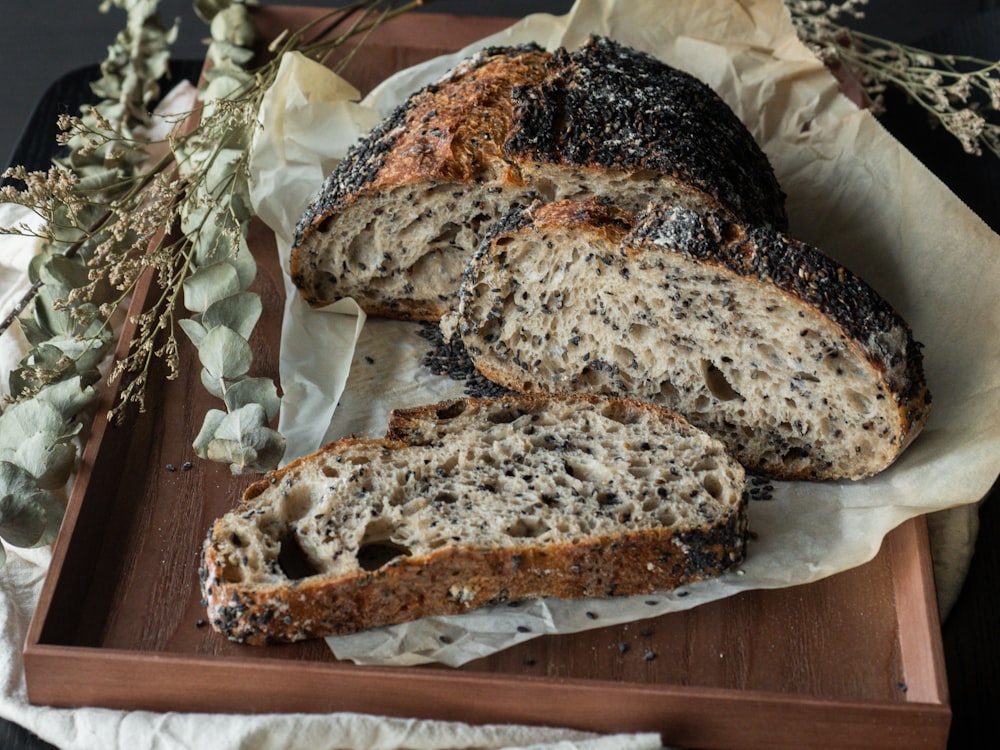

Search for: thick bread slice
xmin=456 ymin=200 xmax=932 ymax=480
xmin=200 ymin=394 xmax=747 ymax=644
xmin=290 ymin=36 xmax=786 ymax=320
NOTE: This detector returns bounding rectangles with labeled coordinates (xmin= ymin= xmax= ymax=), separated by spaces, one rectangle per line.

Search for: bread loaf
xmin=290 ymin=36 xmax=786 ymax=320
xmin=200 ymin=393 xmax=748 ymax=644
xmin=455 ymin=199 xmax=931 ymax=480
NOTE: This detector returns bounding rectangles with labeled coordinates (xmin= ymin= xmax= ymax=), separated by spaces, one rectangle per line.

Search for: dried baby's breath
xmin=790 ymin=0 xmax=1000 ymax=157
xmin=0 ymin=0 xmax=432 ymax=563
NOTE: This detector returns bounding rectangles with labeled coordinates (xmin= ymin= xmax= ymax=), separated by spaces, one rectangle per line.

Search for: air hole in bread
xmin=358 ymin=540 xmax=412 ymax=571
xmin=628 ymin=169 xmax=660 ymax=183
xmin=435 ymin=401 xmax=467 ymax=420
xmin=533 ymin=178 xmax=557 ymax=202
xmin=506 ymin=517 xmax=550 ymax=538
xmin=702 ymin=360 xmax=742 ymax=402
xmin=357 ymin=517 xmax=411 ymax=571
xmin=657 ymin=508 xmax=678 ymax=526
xmin=486 ymin=407 xmax=523 ymax=424
xmin=277 ymin=532 xmax=320 ymax=580
xmin=720 ymin=223 xmax=744 ymax=245
xmin=433 ymin=491 xmax=458 ymax=506
xmin=702 ymin=474 xmax=725 ymax=501
xmin=282 ymin=487 xmax=314 ymax=523
xmin=659 ymin=379 xmax=680 ymax=401
xmin=430 ymin=222 xmax=461 ymax=246
xmin=596 ymin=491 xmax=619 ymax=506
xmin=628 ymin=464 xmax=652 ymax=479
xmin=782 ymin=446 xmax=810 ymax=463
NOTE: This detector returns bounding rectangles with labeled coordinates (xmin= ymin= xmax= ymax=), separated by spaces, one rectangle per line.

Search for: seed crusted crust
xmin=199 ymin=394 xmax=748 ymax=644
xmin=631 ymin=204 xmax=931 ymax=435
xmin=505 ymin=36 xmax=787 ymax=230
xmin=457 ymin=201 xmax=931 ymax=480
xmin=289 ymin=36 xmax=787 ymax=317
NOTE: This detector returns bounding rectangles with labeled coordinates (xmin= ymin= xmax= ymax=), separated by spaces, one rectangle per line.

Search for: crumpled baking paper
xmin=247 ymin=0 xmax=999 ymax=668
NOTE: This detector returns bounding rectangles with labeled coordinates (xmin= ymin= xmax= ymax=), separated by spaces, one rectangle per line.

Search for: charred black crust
xmin=631 ymin=205 xmax=930 ymax=411
xmin=504 ymin=36 xmax=787 ymax=230
xmin=672 ymin=506 xmax=748 ymax=580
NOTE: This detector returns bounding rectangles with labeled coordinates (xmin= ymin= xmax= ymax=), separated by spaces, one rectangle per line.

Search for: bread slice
xmin=290 ymin=36 xmax=786 ymax=320
xmin=200 ymin=394 xmax=747 ymax=644
xmin=455 ymin=199 xmax=932 ymax=480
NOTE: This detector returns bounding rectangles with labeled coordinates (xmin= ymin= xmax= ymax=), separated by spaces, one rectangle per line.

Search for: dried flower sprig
xmin=0 ymin=0 xmax=432 ymax=564
xmin=0 ymin=0 xmax=177 ymax=565
xmin=789 ymin=0 xmax=1000 ymax=157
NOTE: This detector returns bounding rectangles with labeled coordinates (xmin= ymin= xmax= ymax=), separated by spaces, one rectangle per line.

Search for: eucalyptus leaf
xmin=211 ymin=402 xmax=267 ymax=442
xmin=178 ymin=317 xmax=208 ymax=348
xmin=202 ymin=291 xmax=261 ymax=340
xmin=39 ymin=334 xmax=112 ymax=374
xmin=9 ymin=435 xmax=77 ymax=491
xmin=35 ymin=375 xmax=100 ymax=420
xmin=0 ymin=462 xmax=63 ymax=548
xmin=206 ymin=39 xmax=255 ymax=68
xmin=224 ymin=377 xmax=280 ymax=422
xmin=16 ymin=316 xmax=54 ymax=348
xmin=198 ymin=325 xmax=251 ymax=381
xmin=40 ymin=255 xmax=93 ymax=291
xmin=193 ymin=409 xmax=227 ymax=458
xmin=182 ymin=261 xmax=242 ymax=313
xmin=0 ymin=399 xmax=72 ymax=448
xmin=205 ymin=403 xmax=284 ymax=473
xmin=200 ymin=366 xmax=225 ymax=400
xmin=210 ymin=4 xmax=255 ymax=47
xmin=204 ymin=148 xmax=242 ymax=191
xmin=230 ymin=235 xmax=257 ymax=290
xmin=75 ymin=167 xmax=125 ymax=194
xmin=32 ymin=287 xmax=74 ymax=337
xmin=179 ymin=200 xmax=213 ymax=240
xmin=200 ymin=71 xmax=250 ymax=102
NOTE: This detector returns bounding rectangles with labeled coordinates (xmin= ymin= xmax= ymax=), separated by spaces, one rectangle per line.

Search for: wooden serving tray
xmin=24 ymin=7 xmax=951 ymax=749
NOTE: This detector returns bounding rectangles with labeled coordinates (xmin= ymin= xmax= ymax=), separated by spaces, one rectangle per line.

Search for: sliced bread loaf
xmin=455 ymin=199 xmax=931 ymax=480
xmin=200 ymin=393 xmax=747 ymax=644
xmin=289 ymin=36 xmax=786 ymax=320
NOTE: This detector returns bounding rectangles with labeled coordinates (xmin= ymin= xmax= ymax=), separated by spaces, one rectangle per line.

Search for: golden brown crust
xmin=201 ymin=521 xmax=745 ymax=645
xmin=291 ymin=45 xmax=549 ymax=258
xmin=200 ymin=393 xmax=748 ymax=644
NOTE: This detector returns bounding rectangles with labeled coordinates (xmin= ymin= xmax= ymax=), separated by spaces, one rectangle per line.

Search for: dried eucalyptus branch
xmin=789 ymin=0 xmax=1000 ymax=157
xmin=0 ymin=0 xmax=433 ymax=564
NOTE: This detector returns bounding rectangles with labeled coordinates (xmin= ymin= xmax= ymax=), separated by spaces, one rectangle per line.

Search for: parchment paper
xmin=247 ymin=0 xmax=1000 ymax=667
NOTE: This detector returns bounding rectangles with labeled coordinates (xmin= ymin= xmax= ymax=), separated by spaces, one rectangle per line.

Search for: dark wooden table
xmin=2 ymin=9 xmax=999 ymax=750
